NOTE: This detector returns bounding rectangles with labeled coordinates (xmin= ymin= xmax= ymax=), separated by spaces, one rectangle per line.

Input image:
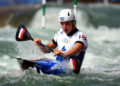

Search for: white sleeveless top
xmin=53 ymin=28 xmax=88 ymax=54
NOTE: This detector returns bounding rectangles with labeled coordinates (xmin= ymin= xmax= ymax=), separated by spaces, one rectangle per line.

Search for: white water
xmin=0 ymin=6 xmax=120 ymax=80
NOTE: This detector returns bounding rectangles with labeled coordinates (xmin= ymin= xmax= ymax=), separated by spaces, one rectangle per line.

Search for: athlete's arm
xmin=34 ymin=38 xmax=57 ymax=53
xmin=54 ymin=42 xmax=84 ymax=58
xmin=64 ymin=43 xmax=83 ymax=56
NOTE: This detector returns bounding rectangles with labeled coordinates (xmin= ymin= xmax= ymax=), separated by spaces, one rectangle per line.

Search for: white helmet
xmin=59 ymin=9 xmax=75 ymax=22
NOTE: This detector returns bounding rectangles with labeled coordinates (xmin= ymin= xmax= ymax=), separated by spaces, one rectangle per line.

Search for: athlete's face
xmin=60 ymin=21 xmax=74 ymax=35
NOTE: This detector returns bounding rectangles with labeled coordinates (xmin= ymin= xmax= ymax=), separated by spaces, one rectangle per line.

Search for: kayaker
xmin=34 ymin=9 xmax=88 ymax=74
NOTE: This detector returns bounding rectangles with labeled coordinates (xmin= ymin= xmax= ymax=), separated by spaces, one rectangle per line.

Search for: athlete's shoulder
xmin=73 ymin=29 xmax=85 ymax=37
xmin=75 ymin=29 xmax=88 ymax=44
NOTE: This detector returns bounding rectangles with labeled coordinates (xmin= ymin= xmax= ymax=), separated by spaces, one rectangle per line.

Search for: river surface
xmin=0 ymin=4 xmax=120 ymax=86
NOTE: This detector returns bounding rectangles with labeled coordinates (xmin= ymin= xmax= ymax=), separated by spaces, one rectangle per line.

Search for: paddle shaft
xmin=31 ymin=38 xmax=54 ymax=52
xmin=31 ymin=38 xmax=66 ymax=58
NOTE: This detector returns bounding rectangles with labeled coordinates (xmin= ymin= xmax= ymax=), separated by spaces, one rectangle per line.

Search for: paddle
xmin=16 ymin=24 xmax=54 ymax=52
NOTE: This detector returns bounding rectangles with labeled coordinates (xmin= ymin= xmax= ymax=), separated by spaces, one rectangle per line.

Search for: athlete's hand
xmin=34 ymin=38 xmax=41 ymax=46
xmin=53 ymin=49 xmax=64 ymax=56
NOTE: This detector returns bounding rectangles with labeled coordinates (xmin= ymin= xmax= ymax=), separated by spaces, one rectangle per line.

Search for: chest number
xmin=62 ymin=46 xmax=66 ymax=52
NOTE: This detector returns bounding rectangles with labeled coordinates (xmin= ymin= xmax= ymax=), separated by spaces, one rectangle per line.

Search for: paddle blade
xmin=16 ymin=25 xmax=33 ymax=41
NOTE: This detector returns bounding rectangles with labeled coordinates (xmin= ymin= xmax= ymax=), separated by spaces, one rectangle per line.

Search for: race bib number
xmin=62 ymin=46 xmax=66 ymax=52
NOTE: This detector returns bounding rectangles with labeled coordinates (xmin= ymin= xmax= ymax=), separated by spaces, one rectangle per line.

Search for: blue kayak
xmin=17 ymin=55 xmax=82 ymax=75
xmin=17 ymin=56 xmax=66 ymax=75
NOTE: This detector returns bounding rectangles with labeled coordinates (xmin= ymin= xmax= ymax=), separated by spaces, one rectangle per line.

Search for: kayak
xmin=16 ymin=57 xmax=67 ymax=75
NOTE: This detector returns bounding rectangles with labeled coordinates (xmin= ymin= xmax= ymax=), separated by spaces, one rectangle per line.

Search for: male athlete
xmin=34 ymin=9 xmax=88 ymax=74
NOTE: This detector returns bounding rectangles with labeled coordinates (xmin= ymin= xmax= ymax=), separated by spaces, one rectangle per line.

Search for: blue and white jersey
xmin=53 ymin=28 xmax=88 ymax=54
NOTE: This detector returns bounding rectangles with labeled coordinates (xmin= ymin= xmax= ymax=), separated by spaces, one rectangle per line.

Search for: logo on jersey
xmin=62 ymin=38 xmax=70 ymax=44
xmin=79 ymin=35 xmax=87 ymax=41
xmin=60 ymin=17 xmax=64 ymax=21
xmin=79 ymin=35 xmax=81 ymax=39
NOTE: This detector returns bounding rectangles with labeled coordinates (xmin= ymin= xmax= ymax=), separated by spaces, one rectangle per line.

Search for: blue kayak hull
xmin=17 ymin=58 xmax=65 ymax=75
xmin=34 ymin=60 xmax=65 ymax=74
